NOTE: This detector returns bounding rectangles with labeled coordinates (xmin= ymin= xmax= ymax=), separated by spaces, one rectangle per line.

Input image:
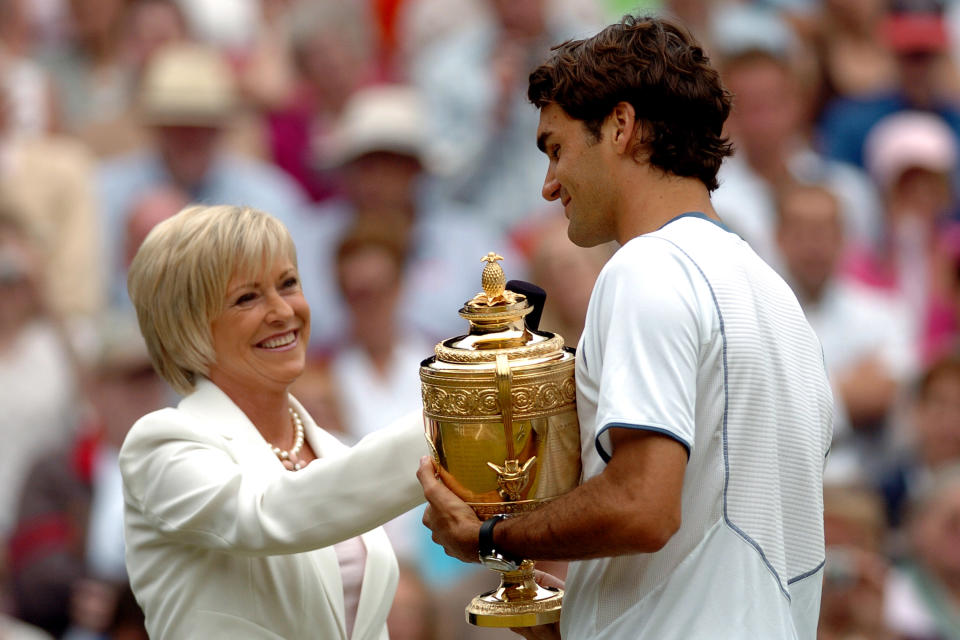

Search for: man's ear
xmin=610 ymin=101 xmax=638 ymax=154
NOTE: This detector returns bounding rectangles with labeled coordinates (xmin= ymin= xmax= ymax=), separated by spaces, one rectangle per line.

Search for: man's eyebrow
xmin=537 ymin=131 xmax=551 ymax=153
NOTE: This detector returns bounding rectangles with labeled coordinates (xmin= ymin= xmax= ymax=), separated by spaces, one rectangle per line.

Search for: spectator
xmin=849 ymin=110 xmax=960 ymax=365
xmin=121 ymin=186 xmax=188 ymax=271
xmin=301 ymin=83 xmax=522 ymax=348
xmin=885 ymin=465 xmax=960 ymax=639
xmin=802 ymin=0 xmax=898 ymax=114
xmin=818 ymin=0 xmax=960 ymax=169
xmin=386 ymin=563 xmax=438 ymax=640
xmin=409 ymin=0 xmax=598 ymax=232
xmin=824 ymin=483 xmax=890 ymax=555
xmin=263 ymin=1 xmax=380 ymax=203
xmin=39 ymin=0 xmax=135 ymax=135
xmin=6 ymin=311 xmax=164 ymax=639
xmin=774 ymin=181 xmax=915 ymax=483
xmin=820 ymin=484 xmax=898 ymax=640
xmin=0 ymin=0 xmax=56 ymax=136
xmin=0 ymin=614 xmax=53 ymax=640
xmin=521 ymin=214 xmax=614 ymax=345
xmin=105 ymin=185 xmax=188 ymax=313
xmin=881 ymin=353 xmax=960 ymax=529
xmin=288 ymin=355 xmax=347 ymax=440
xmin=79 ymin=0 xmax=191 ymax=158
xmin=820 ymin=545 xmax=900 ymax=640
xmin=329 ymin=224 xmax=429 ymax=444
xmin=0 ymin=108 xmax=103 ymax=320
xmin=943 ymin=234 xmax=960 ymax=354
xmin=0 ymin=206 xmax=80 ymax=540
xmin=713 ymin=43 xmax=883 ymax=268
xmin=98 ymin=42 xmax=309 ymax=313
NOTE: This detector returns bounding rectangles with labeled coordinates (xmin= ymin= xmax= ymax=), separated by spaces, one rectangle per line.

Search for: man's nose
xmin=542 ymin=171 xmax=561 ymax=201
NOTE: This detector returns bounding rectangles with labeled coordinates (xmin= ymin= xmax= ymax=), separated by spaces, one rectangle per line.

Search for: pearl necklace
xmin=268 ymin=407 xmax=305 ymax=471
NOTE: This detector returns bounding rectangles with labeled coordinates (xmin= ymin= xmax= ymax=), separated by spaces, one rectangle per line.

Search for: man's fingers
xmin=416 ymin=455 xmax=433 ymax=482
xmin=417 ymin=456 xmax=442 ymax=495
xmin=417 ymin=455 xmax=457 ymax=505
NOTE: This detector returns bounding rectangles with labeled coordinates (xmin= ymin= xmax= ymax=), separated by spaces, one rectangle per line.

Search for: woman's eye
xmin=235 ymin=292 xmax=256 ymax=305
xmin=283 ymin=277 xmax=298 ymax=288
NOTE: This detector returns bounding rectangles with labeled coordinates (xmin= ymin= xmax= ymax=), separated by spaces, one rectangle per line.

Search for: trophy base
xmin=466 ymin=560 xmax=563 ymax=628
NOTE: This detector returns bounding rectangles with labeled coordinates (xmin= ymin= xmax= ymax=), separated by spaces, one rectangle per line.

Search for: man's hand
xmin=417 ymin=456 xmax=483 ymax=563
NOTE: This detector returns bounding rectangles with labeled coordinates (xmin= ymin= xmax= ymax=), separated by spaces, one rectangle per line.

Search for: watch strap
xmin=478 ymin=515 xmax=506 ymax=558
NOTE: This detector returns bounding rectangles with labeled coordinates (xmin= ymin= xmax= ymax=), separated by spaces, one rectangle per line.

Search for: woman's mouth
xmin=258 ymin=330 xmax=297 ymax=350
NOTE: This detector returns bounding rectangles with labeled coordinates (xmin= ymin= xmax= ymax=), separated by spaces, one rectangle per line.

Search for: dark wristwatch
xmin=478 ymin=515 xmax=520 ymax=572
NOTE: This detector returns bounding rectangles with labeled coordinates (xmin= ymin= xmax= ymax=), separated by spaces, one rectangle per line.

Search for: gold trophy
xmin=420 ymin=253 xmax=581 ymax=627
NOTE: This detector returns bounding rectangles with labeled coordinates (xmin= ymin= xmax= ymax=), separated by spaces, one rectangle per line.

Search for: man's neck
xmin=615 ymin=171 xmax=718 ymax=244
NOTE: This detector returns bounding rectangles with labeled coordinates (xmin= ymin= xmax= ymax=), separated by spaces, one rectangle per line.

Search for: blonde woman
xmin=121 ymin=204 xmax=426 ymax=639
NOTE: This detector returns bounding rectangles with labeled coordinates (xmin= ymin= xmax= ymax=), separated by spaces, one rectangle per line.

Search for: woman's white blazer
xmin=119 ymin=378 xmax=428 ymax=639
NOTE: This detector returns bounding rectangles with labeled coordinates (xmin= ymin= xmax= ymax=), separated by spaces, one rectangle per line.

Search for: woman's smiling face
xmin=206 ymin=255 xmax=310 ymax=396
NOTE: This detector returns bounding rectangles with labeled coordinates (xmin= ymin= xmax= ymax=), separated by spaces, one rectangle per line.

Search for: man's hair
xmin=528 ymin=15 xmax=733 ymax=191
xmin=127 ymin=204 xmax=297 ymax=395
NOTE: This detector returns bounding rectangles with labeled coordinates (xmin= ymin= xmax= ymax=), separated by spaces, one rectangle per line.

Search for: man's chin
xmin=567 ymin=226 xmax=604 ymax=248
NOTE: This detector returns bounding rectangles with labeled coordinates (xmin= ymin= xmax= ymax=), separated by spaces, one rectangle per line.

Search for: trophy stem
xmin=466 ymin=560 xmax=563 ymax=628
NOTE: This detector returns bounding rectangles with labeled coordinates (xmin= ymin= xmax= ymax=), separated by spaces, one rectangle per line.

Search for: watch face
xmin=480 ymin=554 xmax=519 ymax=572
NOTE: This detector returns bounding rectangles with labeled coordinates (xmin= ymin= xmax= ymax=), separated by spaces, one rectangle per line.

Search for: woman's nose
xmin=265 ymin=290 xmax=294 ymax=321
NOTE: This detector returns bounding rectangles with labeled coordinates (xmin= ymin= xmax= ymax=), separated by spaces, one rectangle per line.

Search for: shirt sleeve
xmin=588 ymin=239 xmax=709 ymax=462
xmin=119 ymin=409 xmax=427 ymax=556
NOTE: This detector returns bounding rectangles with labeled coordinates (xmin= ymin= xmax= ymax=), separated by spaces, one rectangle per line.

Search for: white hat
xmin=71 ymin=310 xmax=152 ymax=375
xmin=318 ymin=84 xmax=436 ymax=170
xmin=140 ymin=43 xmax=236 ymax=127
xmin=710 ymin=5 xmax=798 ymax=59
xmin=864 ymin=110 xmax=958 ymax=190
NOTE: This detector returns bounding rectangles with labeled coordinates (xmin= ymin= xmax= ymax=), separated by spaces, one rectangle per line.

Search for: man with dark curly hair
xmin=419 ymin=15 xmax=834 ymax=639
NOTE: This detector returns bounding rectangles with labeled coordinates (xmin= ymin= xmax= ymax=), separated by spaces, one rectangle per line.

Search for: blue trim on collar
xmin=659 ymin=211 xmax=731 ymax=233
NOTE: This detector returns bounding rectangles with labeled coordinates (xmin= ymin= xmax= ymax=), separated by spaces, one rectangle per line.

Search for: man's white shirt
xmin=561 ymin=214 xmax=834 ymax=639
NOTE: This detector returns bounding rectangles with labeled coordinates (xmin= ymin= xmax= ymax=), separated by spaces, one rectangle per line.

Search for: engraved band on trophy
xmin=420 ymin=253 xmax=582 ymax=628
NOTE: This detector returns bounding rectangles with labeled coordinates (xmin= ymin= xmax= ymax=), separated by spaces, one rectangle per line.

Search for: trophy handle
xmin=495 ymin=354 xmax=516 ymax=459
xmin=493 ymin=354 xmax=538 ymax=501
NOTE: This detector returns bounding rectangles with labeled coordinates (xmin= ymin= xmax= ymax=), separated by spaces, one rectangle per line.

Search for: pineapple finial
xmin=480 ymin=252 xmax=506 ymax=303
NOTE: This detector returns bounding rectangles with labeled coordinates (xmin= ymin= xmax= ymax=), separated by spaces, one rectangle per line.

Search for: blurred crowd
xmin=1 ymin=0 xmax=960 ymax=638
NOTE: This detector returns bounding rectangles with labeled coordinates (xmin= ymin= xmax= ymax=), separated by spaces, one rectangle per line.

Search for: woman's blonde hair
xmin=127 ymin=204 xmax=297 ymax=395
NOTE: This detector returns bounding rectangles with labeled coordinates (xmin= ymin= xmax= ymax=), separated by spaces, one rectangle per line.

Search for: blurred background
xmin=2 ymin=0 xmax=960 ymax=638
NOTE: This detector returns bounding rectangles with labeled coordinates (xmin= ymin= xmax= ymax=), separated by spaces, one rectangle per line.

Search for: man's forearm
xmin=494 ymin=431 xmax=686 ymax=561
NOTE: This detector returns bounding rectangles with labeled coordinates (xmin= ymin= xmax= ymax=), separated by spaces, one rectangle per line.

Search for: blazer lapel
xmin=289 ymin=395 xmax=352 ymax=638
xmin=179 ymin=378 xmax=283 ymax=484
xmin=178 ymin=381 xmax=353 ymax=638
xmin=351 ymin=527 xmax=397 ymax=640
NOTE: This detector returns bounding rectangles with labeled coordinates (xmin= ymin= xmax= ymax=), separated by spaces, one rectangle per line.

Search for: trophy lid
xmin=431 ymin=253 xmax=565 ymax=366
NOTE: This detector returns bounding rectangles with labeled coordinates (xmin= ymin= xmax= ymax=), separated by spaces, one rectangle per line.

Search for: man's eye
xmin=550 ymin=147 xmax=560 ymax=159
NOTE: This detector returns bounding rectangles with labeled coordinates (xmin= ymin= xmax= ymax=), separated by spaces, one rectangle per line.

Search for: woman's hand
xmin=509 ymin=571 xmax=564 ymax=639
xmin=510 ymin=622 xmax=561 ymax=640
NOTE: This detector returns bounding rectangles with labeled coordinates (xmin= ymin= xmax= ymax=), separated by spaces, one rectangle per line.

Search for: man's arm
xmin=418 ymin=427 xmax=688 ymax=563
